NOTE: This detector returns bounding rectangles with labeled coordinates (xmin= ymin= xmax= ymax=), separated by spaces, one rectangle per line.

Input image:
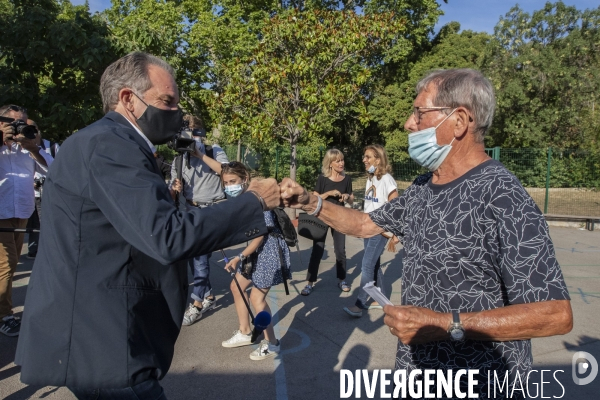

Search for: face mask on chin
xmin=132 ymin=92 xmax=183 ymax=145
xmin=408 ymin=108 xmax=457 ymax=171
xmin=367 ymin=165 xmax=376 ymax=174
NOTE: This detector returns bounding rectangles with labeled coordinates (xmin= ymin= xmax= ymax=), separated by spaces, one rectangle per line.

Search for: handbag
xmin=298 ymin=213 xmax=329 ymax=242
xmin=240 ymin=253 xmax=256 ymax=279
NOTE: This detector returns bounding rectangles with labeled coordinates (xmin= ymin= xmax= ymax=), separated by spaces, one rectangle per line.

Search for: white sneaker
xmin=249 ymin=339 xmax=280 ymax=360
xmin=182 ymin=303 xmax=202 ymax=326
xmin=200 ymin=297 xmax=216 ymax=314
xmin=222 ymin=330 xmax=252 ymax=348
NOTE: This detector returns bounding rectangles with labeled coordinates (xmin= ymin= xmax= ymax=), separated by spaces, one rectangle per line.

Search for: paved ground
xmin=1 ymin=226 xmax=599 ymax=399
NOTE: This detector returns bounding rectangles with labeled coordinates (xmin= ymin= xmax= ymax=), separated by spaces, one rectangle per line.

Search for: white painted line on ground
xmin=269 ymin=291 xmax=288 ymax=400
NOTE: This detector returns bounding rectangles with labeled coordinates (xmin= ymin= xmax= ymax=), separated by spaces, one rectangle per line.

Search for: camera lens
xmin=16 ymin=123 xmax=38 ymax=140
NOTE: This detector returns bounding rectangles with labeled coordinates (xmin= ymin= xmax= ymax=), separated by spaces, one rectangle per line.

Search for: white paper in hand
xmin=363 ymin=281 xmax=393 ymax=306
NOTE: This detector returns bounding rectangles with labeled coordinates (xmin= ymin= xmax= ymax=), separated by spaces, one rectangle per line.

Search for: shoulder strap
xmin=205 ymin=145 xmax=213 ymax=159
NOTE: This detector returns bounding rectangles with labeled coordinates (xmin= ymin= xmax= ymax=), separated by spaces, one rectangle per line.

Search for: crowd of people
xmin=0 ymin=51 xmax=574 ymax=400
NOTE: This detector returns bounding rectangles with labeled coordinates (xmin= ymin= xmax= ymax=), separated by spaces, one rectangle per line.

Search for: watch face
xmin=450 ymin=327 xmax=464 ymax=341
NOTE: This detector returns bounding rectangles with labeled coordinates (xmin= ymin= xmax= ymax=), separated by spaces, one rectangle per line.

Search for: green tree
xmin=485 ymin=1 xmax=600 ymax=149
xmin=0 ymin=0 xmax=119 ymax=141
xmin=370 ymin=24 xmax=491 ymax=161
xmin=213 ymin=9 xmax=408 ymax=185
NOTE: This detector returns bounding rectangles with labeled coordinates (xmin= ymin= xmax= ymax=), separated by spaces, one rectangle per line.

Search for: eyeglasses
xmin=412 ymin=106 xmax=451 ymax=123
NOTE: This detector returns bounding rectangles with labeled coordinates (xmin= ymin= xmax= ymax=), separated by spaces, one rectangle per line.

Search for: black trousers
xmin=306 ymin=228 xmax=347 ymax=282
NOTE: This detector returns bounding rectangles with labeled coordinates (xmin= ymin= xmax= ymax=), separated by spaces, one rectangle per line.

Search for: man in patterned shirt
xmin=281 ymin=69 xmax=573 ymax=398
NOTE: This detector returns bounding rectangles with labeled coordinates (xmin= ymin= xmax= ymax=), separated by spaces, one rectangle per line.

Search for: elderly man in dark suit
xmin=15 ymin=52 xmax=280 ymax=399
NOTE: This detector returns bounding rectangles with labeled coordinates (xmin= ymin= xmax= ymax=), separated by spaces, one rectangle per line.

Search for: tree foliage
xmin=370 ymin=25 xmax=491 ymax=161
xmin=0 ymin=0 xmax=119 ymax=141
xmin=485 ymin=2 xmax=600 ymax=149
xmin=2 ymin=0 xmax=597 ymax=181
xmin=213 ymin=9 xmax=408 ymax=182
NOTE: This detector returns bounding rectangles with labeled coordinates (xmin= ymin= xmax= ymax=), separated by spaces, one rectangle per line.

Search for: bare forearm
xmin=384 ymin=299 xmax=573 ymax=345
xmin=201 ymin=154 xmax=222 ymax=174
xmin=29 ymin=150 xmax=48 ymax=168
xmin=301 ymin=194 xmax=382 ymax=238
xmin=242 ymin=236 xmax=264 ymax=256
xmin=462 ymin=299 xmax=573 ymax=341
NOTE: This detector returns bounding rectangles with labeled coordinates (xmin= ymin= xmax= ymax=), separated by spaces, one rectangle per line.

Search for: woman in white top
xmin=343 ymin=144 xmax=398 ymax=318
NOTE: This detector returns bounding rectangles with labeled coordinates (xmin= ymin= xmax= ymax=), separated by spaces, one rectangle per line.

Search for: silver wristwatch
xmin=238 ymin=253 xmax=247 ymax=263
xmin=448 ymin=311 xmax=465 ymax=341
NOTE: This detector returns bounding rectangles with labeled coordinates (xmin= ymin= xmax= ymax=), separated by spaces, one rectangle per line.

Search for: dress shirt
xmin=125 ymin=118 xmax=157 ymax=153
xmin=0 ymin=143 xmax=53 ymax=219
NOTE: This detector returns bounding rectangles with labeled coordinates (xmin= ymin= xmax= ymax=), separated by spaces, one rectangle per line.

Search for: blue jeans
xmin=355 ymin=235 xmax=387 ymax=309
xmin=69 ymin=379 xmax=167 ymax=400
xmin=190 ymin=253 xmax=212 ymax=302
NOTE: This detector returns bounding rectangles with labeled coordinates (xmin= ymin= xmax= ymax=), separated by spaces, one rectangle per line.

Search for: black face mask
xmin=133 ymin=93 xmax=183 ymax=145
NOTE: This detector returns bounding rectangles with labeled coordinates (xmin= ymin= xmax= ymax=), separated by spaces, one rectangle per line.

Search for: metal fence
xmin=221 ymin=145 xmax=600 ymax=217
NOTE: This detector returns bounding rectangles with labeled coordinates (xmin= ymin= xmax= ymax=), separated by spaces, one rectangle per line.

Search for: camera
xmin=0 ymin=116 xmax=38 ymax=140
xmin=34 ymin=176 xmax=45 ymax=189
xmin=166 ymin=121 xmax=197 ymax=154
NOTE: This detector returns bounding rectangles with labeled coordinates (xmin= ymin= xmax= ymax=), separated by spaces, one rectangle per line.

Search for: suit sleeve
xmin=87 ymin=137 xmax=267 ymax=265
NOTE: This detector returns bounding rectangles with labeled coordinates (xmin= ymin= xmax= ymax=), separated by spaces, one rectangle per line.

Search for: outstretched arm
xmin=281 ymin=178 xmax=382 ymax=238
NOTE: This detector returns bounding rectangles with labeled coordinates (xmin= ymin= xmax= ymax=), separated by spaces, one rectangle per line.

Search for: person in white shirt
xmin=343 ymin=144 xmax=398 ymax=318
xmin=0 ymin=105 xmax=53 ymax=336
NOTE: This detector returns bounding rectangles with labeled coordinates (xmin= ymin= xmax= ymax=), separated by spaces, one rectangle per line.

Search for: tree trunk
xmin=287 ymin=139 xmax=298 ymax=220
xmin=236 ymin=139 xmax=242 ymax=162
xmin=290 ymin=141 xmax=297 ymax=182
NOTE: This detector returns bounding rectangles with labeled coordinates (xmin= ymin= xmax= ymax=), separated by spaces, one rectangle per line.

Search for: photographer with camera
xmin=170 ymin=115 xmax=229 ymax=326
xmin=25 ymin=120 xmax=59 ymax=259
xmin=0 ymin=105 xmax=53 ymax=337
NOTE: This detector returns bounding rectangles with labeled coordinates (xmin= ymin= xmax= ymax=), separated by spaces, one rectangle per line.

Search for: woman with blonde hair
xmin=301 ymin=149 xmax=354 ymax=296
xmin=343 ymin=144 xmax=398 ymax=317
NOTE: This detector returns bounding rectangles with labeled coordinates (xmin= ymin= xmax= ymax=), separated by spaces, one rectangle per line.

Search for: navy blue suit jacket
xmin=15 ymin=112 xmax=268 ymax=388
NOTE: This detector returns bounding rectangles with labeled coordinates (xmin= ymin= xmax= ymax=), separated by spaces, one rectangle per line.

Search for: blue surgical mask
xmin=408 ymin=108 xmax=457 ymax=171
xmin=224 ymin=184 xmax=244 ymax=198
xmin=367 ymin=165 xmax=376 ymax=174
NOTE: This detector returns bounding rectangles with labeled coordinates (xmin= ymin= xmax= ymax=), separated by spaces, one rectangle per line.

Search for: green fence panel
xmin=218 ymin=143 xmax=599 ymax=217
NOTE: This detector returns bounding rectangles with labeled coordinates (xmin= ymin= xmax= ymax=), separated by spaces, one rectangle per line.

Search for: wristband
xmin=247 ymin=190 xmax=267 ymax=211
xmin=307 ymin=195 xmax=323 ymax=216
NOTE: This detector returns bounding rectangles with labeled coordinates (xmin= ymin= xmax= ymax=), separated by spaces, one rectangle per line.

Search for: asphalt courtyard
xmin=1 ymin=225 xmax=599 ymax=399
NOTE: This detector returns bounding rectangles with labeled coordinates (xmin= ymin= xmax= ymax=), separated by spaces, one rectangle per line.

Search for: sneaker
xmin=249 ymin=339 xmax=280 ymax=361
xmin=200 ymin=297 xmax=216 ymax=314
xmin=26 ymin=253 xmax=36 ymax=259
xmin=182 ymin=303 xmax=202 ymax=326
xmin=0 ymin=316 xmax=21 ymax=337
xmin=222 ymin=330 xmax=252 ymax=348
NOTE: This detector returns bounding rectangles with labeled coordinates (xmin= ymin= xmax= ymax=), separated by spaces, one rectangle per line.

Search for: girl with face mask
xmin=343 ymin=145 xmax=399 ymax=318
xmin=220 ymin=162 xmax=290 ymax=361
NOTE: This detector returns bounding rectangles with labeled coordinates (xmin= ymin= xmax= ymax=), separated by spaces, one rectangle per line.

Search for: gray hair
xmin=100 ymin=52 xmax=176 ymax=114
xmin=416 ymin=69 xmax=495 ymax=142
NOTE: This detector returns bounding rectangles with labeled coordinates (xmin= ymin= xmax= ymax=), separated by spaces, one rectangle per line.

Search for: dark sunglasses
xmin=1 ymin=105 xmax=27 ymax=117
xmin=221 ymin=161 xmax=245 ymax=169
xmin=9 ymin=105 xmax=26 ymax=112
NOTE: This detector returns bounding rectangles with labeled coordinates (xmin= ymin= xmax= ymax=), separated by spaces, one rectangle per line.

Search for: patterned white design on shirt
xmin=369 ymin=160 xmax=569 ymax=399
